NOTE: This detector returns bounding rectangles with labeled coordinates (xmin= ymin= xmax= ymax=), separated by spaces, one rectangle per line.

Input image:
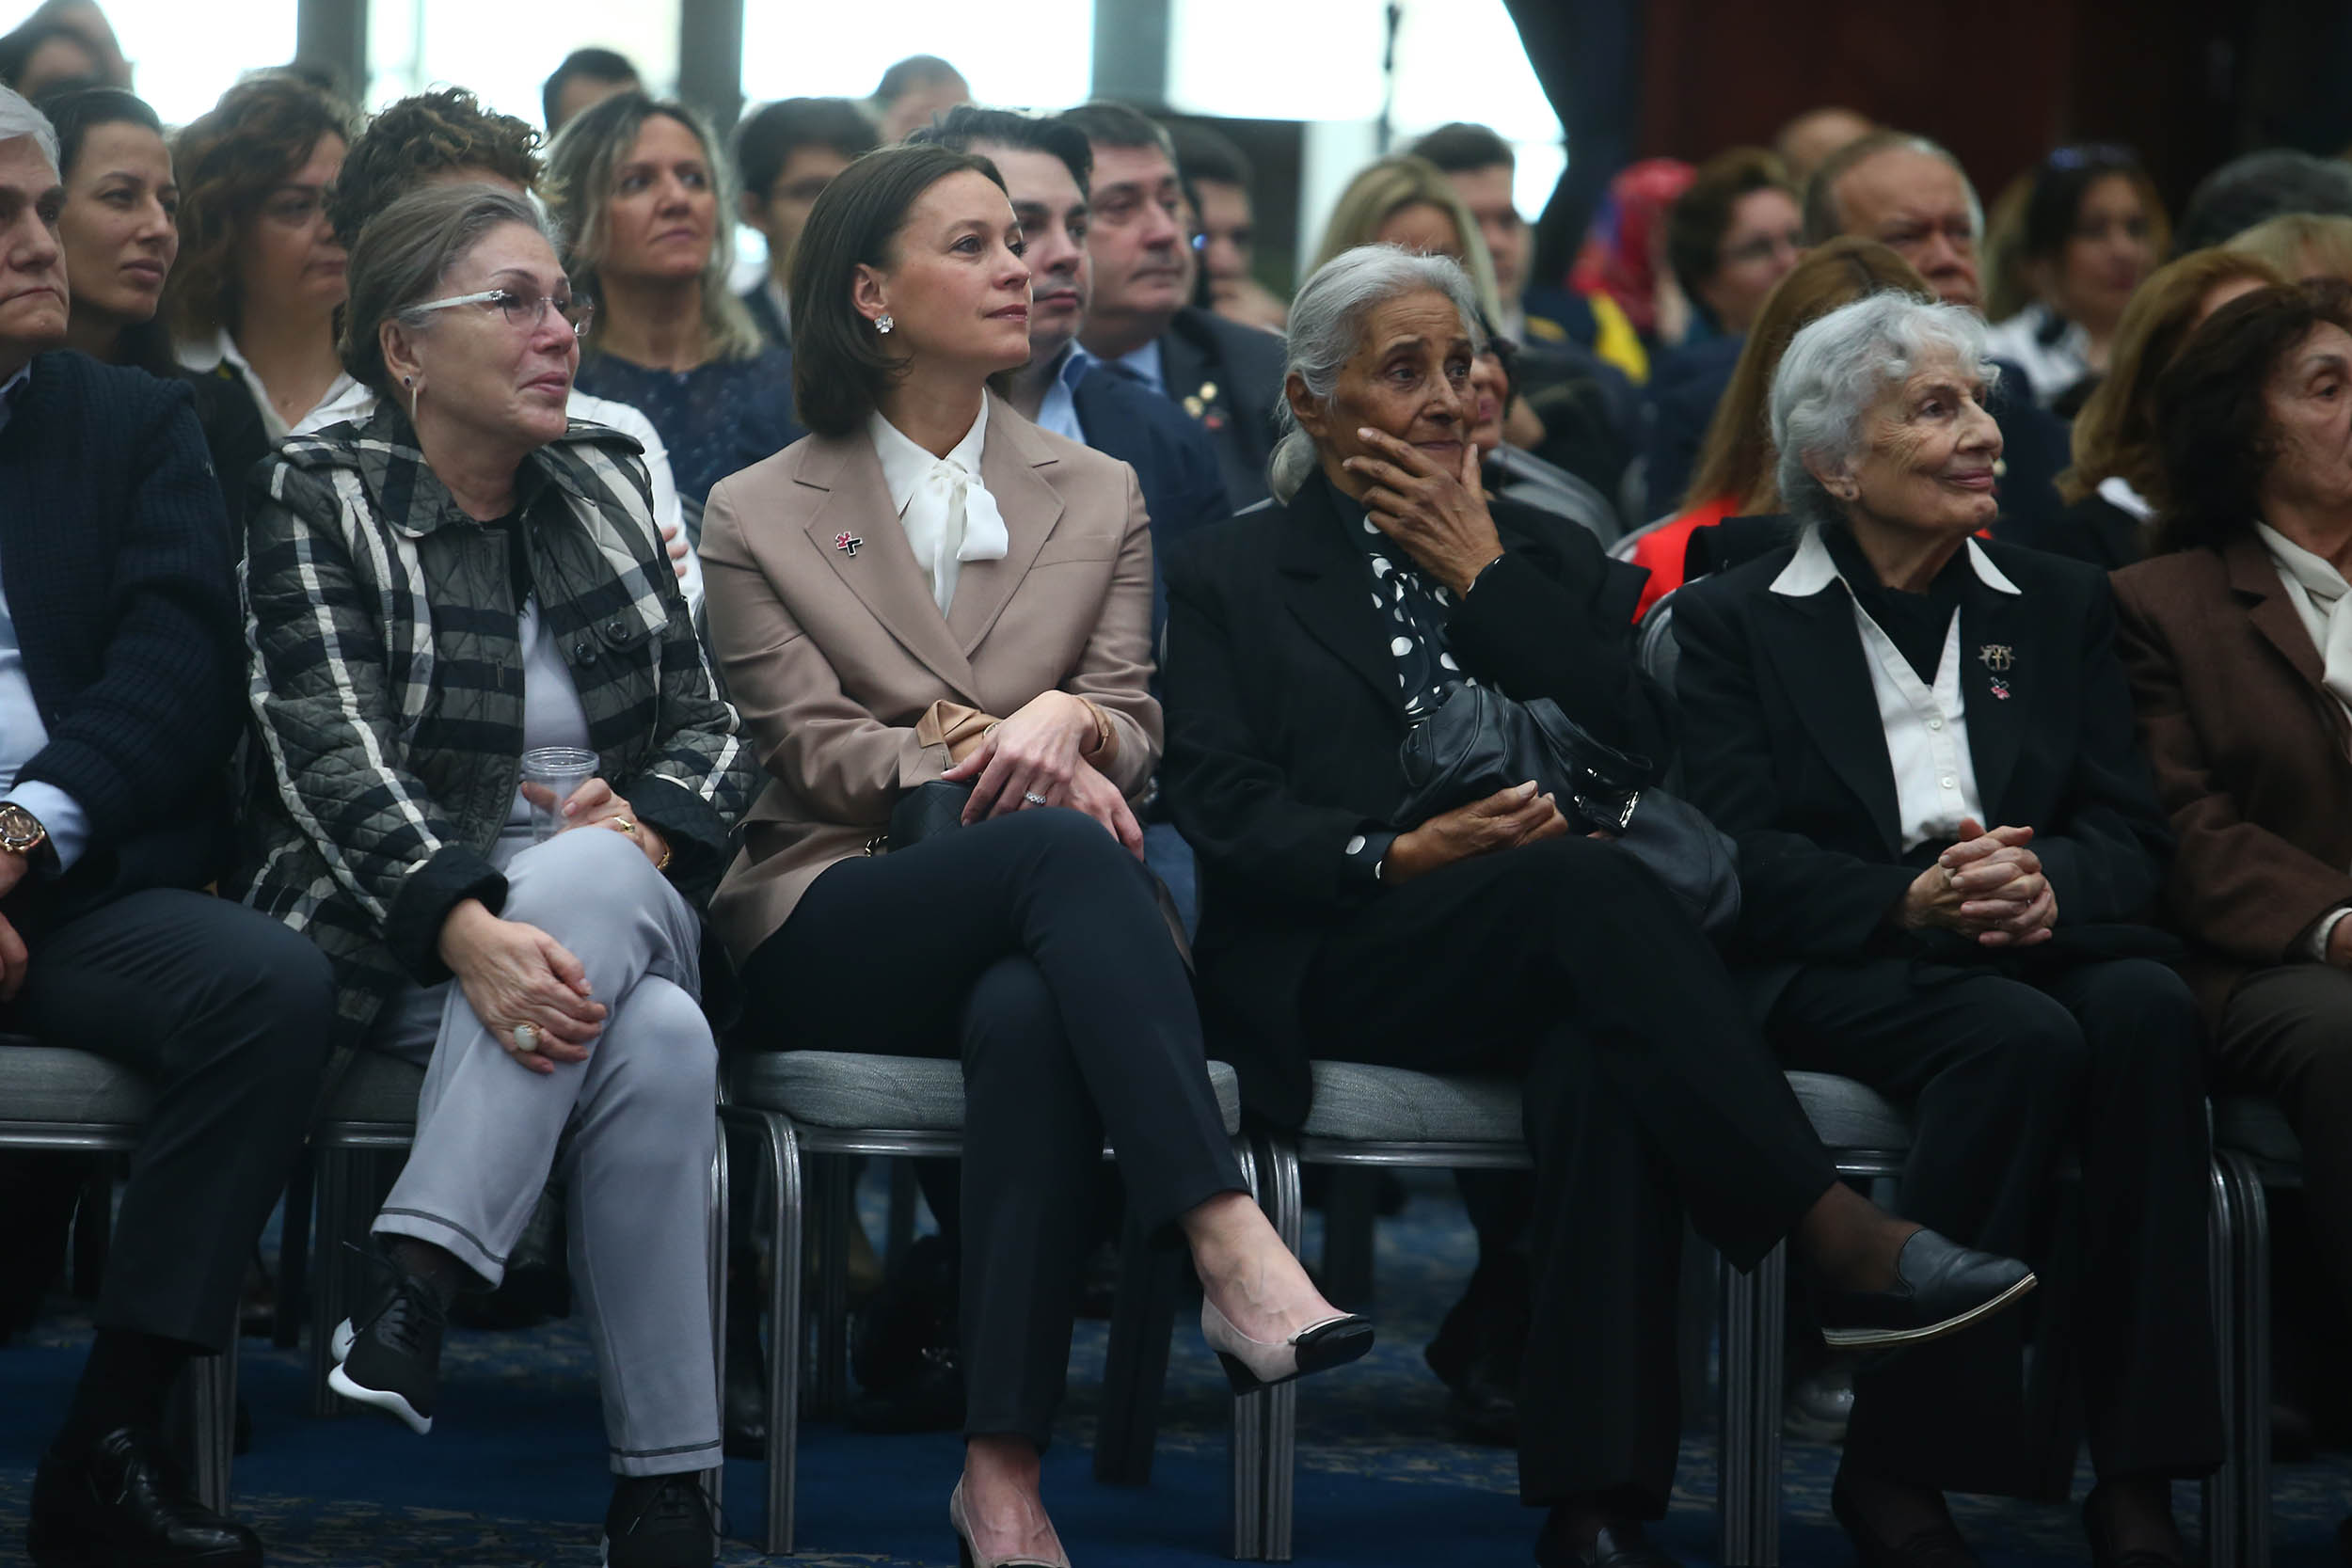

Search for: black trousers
xmin=2217 ymin=964 xmax=2352 ymax=1310
xmin=4 ymin=889 xmax=333 ymax=1353
xmin=1769 ymin=955 xmax=2222 ymax=1492
xmin=1295 ymin=835 xmax=1836 ymax=1514
xmin=739 ymin=808 xmax=1245 ymax=1449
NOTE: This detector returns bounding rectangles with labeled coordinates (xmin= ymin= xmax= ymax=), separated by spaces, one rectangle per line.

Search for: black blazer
xmin=1672 ymin=533 xmax=2172 ymax=1012
xmin=1160 ymin=468 xmax=1665 ymax=1124
xmin=2002 ymin=489 xmax=2149 ymax=571
xmin=0 ymin=352 xmax=243 ymax=931
xmin=1156 ymin=306 xmax=1287 ymax=514
xmin=1071 ymin=359 xmax=1231 ymax=649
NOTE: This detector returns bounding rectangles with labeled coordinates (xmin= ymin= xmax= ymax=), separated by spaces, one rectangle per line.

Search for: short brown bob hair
xmin=167 ymin=71 xmax=357 ymax=341
xmin=1666 ymin=147 xmax=1795 ymax=310
xmin=786 ymin=142 xmax=1006 ymax=437
xmin=340 ymin=182 xmax=553 ymax=403
xmin=2153 ymin=278 xmax=2352 ymax=553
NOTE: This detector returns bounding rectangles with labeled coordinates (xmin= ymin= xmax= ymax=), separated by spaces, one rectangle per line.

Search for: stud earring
xmin=403 ymin=375 xmax=414 ymax=387
xmin=875 ymin=314 xmax=894 ymax=335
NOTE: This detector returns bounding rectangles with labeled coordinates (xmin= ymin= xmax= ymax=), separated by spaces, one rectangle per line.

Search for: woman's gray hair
xmin=340 ymin=182 xmax=557 ymax=402
xmin=0 ymin=86 xmax=58 ymax=173
xmin=1269 ymin=244 xmax=1486 ymax=504
xmin=1770 ymin=291 xmax=1998 ymax=531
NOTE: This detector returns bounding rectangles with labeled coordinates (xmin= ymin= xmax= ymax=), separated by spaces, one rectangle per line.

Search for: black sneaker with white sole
xmin=603 ymin=1473 xmax=714 ymax=1568
xmin=326 ymin=1260 xmax=445 ymax=1434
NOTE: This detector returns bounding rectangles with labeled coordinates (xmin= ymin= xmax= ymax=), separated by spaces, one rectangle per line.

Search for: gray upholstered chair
xmin=0 ymin=1037 xmax=235 ymax=1513
xmin=2209 ymin=1095 xmax=2300 ymax=1568
xmin=722 ymin=1049 xmax=1261 ymax=1558
xmin=1252 ymin=1062 xmax=1531 ymax=1562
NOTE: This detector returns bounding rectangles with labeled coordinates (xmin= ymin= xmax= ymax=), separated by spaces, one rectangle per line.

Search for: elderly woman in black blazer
xmin=1673 ymin=290 xmax=2219 ymax=1568
xmin=1158 ymin=245 xmax=2032 ymax=1568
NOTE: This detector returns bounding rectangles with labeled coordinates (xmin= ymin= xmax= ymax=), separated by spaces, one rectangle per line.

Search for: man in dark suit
xmin=730 ymin=95 xmax=877 ymax=347
xmin=0 ymin=91 xmax=333 ymax=1568
xmin=1064 ymin=101 xmax=1286 ymax=514
xmin=908 ymin=105 xmax=1231 ymax=926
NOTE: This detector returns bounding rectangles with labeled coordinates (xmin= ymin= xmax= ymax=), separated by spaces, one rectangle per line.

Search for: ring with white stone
xmin=1023 ymin=792 xmax=1049 ymax=807
xmin=513 ymin=1022 xmax=542 ymax=1054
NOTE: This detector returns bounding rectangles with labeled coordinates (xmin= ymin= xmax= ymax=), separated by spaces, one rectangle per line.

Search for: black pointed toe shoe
xmin=1200 ymin=1300 xmax=1375 ymax=1393
xmin=28 ymin=1427 xmax=262 ymax=1568
xmin=1818 ymin=1227 xmax=2035 ymax=1351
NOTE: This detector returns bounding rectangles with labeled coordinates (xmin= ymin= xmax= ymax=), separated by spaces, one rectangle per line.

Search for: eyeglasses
xmin=406 ymin=287 xmax=595 ymax=338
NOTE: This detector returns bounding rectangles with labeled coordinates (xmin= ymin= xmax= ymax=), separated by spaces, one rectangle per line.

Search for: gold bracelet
xmin=1077 ymin=697 xmax=1114 ymax=759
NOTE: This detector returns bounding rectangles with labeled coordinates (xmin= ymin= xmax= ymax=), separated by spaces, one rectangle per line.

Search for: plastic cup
xmin=520 ymin=747 xmax=598 ymax=841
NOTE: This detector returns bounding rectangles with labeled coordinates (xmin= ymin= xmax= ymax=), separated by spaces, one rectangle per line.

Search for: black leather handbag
xmin=1394 ymin=685 xmax=1741 ymax=935
xmin=883 ymin=779 xmax=975 ymax=851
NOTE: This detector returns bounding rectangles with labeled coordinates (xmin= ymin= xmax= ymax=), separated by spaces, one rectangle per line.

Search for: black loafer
xmin=1817 ymin=1228 xmax=2034 ymax=1350
xmin=1534 ymin=1522 xmax=1683 ymax=1567
xmin=27 ymin=1426 xmax=262 ymax=1568
xmin=1831 ymin=1478 xmax=1980 ymax=1568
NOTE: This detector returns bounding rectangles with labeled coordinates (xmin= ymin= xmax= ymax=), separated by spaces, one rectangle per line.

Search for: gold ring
xmin=608 ymin=816 xmax=639 ymax=837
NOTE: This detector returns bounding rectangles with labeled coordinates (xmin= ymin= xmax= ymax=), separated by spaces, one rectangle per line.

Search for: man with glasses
xmin=731 ymin=96 xmax=877 ymax=346
xmin=0 ymin=86 xmax=335 ymax=1568
xmin=1067 ymin=100 xmax=1285 ymax=513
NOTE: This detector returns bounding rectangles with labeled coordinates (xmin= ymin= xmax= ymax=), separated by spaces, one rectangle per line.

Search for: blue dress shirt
xmin=1033 ymin=343 xmax=1094 ymax=443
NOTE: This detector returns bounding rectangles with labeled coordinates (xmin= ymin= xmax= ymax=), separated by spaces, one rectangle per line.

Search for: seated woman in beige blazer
xmin=698 ymin=143 xmax=1368 ymax=1568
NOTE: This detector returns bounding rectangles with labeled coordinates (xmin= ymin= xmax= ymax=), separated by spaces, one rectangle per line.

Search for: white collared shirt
xmin=2255 ymin=520 xmax=2352 ymax=959
xmin=1034 ymin=343 xmax=1093 ymax=444
xmin=1983 ymin=303 xmax=2093 ymax=407
xmin=1770 ymin=530 xmax=2023 ymax=851
xmin=866 ymin=399 xmax=1009 ymax=615
xmin=179 ymin=326 xmax=359 ymax=444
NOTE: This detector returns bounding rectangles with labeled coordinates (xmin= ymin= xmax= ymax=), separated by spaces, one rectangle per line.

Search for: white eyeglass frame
xmin=405 ymin=287 xmax=594 ymax=339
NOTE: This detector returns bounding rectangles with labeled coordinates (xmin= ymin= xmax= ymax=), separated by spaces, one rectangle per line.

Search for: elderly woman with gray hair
xmin=1158 ymin=245 xmax=2033 ymax=1568
xmin=1673 ymin=291 xmax=2219 ymax=1568
xmin=233 ymin=181 xmax=755 ymax=1568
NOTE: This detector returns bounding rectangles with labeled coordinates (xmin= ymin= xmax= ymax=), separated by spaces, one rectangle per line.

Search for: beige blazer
xmin=699 ymin=391 xmax=1161 ymax=962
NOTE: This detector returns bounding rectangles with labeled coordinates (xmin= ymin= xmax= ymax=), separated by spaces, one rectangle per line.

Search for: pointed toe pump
xmin=1200 ymin=1298 xmax=1376 ymax=1394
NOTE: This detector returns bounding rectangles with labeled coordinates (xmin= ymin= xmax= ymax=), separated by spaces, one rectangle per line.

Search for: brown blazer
xmin=2110 ymin=536 xmax=2352 ymax=1024
xmin=698 ymin=393 xmax=1162 ymax=963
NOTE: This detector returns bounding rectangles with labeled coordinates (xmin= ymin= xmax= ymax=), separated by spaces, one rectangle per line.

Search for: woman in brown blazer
xmin=698 ymin=145 xmax=1367 ymax=1568
xmin=2113 ymin=278 xmax=2352 ymax=1321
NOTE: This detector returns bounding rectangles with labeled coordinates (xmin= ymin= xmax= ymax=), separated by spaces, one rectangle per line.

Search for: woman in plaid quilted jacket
xmin=231 ymin=182 xmax=755 ymax=1568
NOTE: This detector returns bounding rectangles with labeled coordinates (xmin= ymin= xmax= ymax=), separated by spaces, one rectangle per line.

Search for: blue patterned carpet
xmin=3 ymin=1171 xmax=2348 ymax=1566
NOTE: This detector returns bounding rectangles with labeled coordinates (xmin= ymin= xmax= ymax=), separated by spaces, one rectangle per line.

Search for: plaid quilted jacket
xmin=228 ymin=403 xmax=756 ymax=1039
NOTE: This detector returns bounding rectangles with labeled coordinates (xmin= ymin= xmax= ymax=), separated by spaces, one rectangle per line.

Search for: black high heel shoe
xmin=948 ymin=1481 xmax=1069 ymax=1568
xmin=1200 ymin=1299 xmax=1375 ymax=1393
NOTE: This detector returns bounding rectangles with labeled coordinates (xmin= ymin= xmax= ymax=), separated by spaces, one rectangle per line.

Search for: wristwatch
xmin=0 ymin=800 xmax=55 ymax=873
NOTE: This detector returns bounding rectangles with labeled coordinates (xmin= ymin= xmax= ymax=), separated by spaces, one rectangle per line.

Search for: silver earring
xmin=875 ymin=314 xmax=894 ymax=335
xmin=403 ymin=375 xmax=414 ymax=387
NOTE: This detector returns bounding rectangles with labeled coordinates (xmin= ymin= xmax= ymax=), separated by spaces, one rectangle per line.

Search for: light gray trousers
xmin=369 ymin=827 xmax=721 ymax=1476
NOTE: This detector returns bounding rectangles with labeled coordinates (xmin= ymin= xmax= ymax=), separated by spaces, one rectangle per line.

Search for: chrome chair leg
xmin=704 ymin=1130 xmax=728 ymax=1516
xmin=1718 ymin=1240 xmax=1787 ymax=1568
xmin=183 ymin=1328 xmax=237 ymax=1516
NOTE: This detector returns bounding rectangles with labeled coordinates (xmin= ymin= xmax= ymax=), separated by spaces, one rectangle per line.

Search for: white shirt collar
xmin=190 ymin=325 xmax=358 ymax=444
xmin=867 ymin=396 xmax=990 ymax=517
xmin=865 ymin=396 xmax=1007 ymax=615
xmin=1768 ymin=528 xmax=2022 ymax=598
xmin=2096 ymin=475 xmax=2153 ymax=522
